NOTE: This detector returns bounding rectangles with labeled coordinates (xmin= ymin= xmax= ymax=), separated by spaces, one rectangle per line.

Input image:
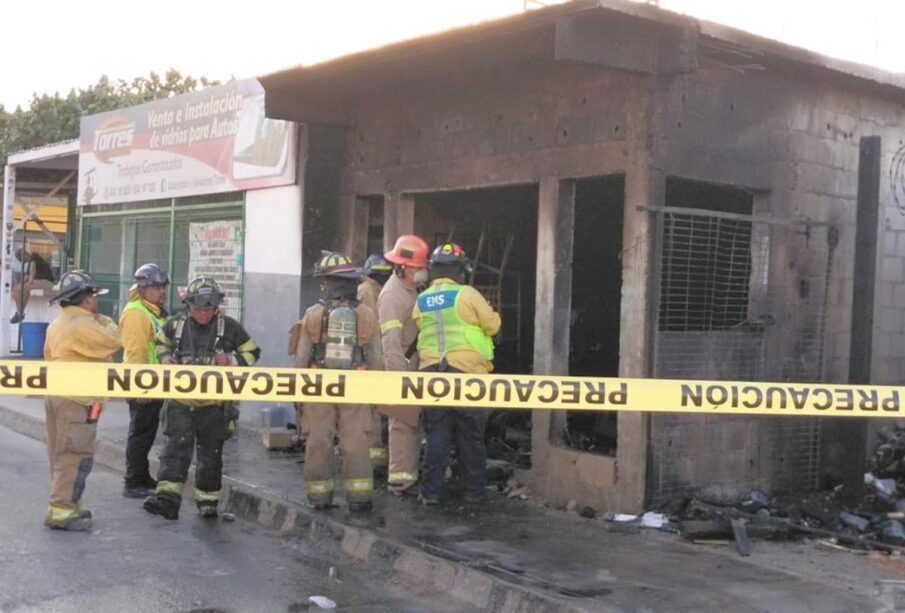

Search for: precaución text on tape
xmin=0 ymin=360 xmax=901 ymax=417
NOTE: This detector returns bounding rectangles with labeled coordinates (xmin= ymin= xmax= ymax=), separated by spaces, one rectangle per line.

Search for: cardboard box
xmin=262 ymin=427 xmax=294 ymax=450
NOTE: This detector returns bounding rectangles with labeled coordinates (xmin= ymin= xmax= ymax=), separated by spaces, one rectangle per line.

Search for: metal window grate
xmin=659 ymin=213 xmax=753 ymax=332
xmin=649 ymin=201 xmax=834 ymax=504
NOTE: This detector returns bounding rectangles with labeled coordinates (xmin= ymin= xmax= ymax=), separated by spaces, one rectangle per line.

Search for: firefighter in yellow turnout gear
xmin=43 ymin=271 xmax=122 ymax=531
xmin=379 ymin=235 xmax=430 ymax=495
xmin=292 ymin=252 xmax=384 ymax=512
xmin=357 ymin=253 xmax=393 ymax=471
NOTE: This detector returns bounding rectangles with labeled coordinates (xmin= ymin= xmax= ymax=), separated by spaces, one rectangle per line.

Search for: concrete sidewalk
xmin=0 ymin=395 xmax=897 ymax=612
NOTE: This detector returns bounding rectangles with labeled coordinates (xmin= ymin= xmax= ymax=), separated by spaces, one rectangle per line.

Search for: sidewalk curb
xmin=0 ymin=403 xmax=598 ymax=613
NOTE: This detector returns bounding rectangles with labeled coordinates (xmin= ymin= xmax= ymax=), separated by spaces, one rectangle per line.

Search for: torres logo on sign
xmin=93 ymin=117 xmax=135 ymax=163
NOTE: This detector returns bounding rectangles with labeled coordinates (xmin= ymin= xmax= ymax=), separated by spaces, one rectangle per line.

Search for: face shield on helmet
xmin=184 ymin=277 xmax=223 ymax=309
xmin=132 ymin=263 xmax=170 ymax=290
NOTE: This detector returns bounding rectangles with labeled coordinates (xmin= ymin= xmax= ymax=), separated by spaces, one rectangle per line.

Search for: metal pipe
xmin=1 ymin=165 xmax=16 ymax=356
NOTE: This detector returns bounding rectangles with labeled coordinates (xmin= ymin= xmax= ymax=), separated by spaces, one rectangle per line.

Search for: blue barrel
xmin=21 ymin=322 xmax=49 ymax=359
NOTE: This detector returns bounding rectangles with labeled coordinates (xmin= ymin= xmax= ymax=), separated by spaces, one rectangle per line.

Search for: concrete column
xmin=614 ymin=162 xmax=661 ymax=512
xmin=613 ymin=75 xmax=663 ymax=512
xmin=531 ymin=177 xmax=575 ymax=461
xmin=351 ymin=196 xmax=370 ymax=262
xmin=383 ymin=192 xmax=415 ymax=250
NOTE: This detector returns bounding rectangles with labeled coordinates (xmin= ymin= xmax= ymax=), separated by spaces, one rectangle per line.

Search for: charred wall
xmin=287 ymin=24 xmax=905 ymax=509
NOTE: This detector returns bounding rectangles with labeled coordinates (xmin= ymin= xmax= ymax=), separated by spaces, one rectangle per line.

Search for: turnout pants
xmin=45 ymin=397 xmax=97 ymax=523
xmin=369 ymin=409 xmax=388 ymax=468
xmin=387 ymin=415 xmax=420 ymax=491
xmin=124 ymin=398 xmax=163 ymax=487
xmin=301 ymin=402 xmax=373 ymax=504
xmin=155 ymin=401 xmax=234 ymax=508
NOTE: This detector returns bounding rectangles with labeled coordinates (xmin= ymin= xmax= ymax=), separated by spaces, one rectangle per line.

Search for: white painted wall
xmin=244 ymin=184 xmax=303 ymax=276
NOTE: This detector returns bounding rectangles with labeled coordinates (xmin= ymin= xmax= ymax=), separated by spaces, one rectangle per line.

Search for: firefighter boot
xmin=44 ymin=511 xmax=93 ymax=532
xmin=197 ymin=501 xmax=218 ymax=519
xmin=143 ymin=494 xmax=179 ymax=520
xmin=123 ymin=484 xmax=156 ymax=499
xmin=44 ymin=516 xmax=93 ymax=532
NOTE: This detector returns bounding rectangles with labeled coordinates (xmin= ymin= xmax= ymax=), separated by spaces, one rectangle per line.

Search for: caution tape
xmin=0 ymin=360 xmax=901 ymax=418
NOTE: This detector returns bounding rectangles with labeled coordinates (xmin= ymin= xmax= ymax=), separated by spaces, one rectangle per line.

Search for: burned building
xmin=259 ymin=0 xmax=905 ymax=511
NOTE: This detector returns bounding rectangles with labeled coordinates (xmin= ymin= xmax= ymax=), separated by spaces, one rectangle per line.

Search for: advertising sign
xmin=188 ymin=220 xmax=244 ymax=320
xmin=78 ymin=79 xmax=295 ymax=205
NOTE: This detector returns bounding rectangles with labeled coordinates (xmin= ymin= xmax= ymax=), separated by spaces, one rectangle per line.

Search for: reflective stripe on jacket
xmin=416 ymin=283 xmax=494 ymax=361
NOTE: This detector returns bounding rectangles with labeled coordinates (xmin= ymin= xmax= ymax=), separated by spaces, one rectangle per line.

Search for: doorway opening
xmin=564 ymin=175 xmax=625 ymax=457
xmin=414 ymin=184 xmax=538 ymax=467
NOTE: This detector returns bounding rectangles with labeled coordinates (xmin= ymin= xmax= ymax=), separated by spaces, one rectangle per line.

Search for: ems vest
xmin=122 ymin=300 xmax=165 ymax=364
xmin=416 ymin=284 xmax=494 ymax=361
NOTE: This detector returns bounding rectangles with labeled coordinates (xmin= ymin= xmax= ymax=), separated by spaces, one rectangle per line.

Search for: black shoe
xmin=123 ymin=485 xmax=156 ymax=499
xmin=311 ymin=500 xmax=335 ymax=511
xmin=10 ymin=312 xmax=21 ymax=324
xmin=143 ymin=495 xmax=179 ymax=520
xmin=142 ymin=476 xmax=158 ymax=489
xmin=349 ymin=500 xmax=373 ymax=513
xmin=197 ymin=502 xmax=218 ymax=519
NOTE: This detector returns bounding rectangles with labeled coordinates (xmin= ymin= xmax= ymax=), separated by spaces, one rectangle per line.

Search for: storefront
xmin=79 ymin=194 xmax=245 ymax=319
xmin=77 ymin=79 xmax=298 ymax=327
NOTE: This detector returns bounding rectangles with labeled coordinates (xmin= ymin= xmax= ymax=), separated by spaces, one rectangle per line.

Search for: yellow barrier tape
xmin=0 ymin=360 xmax=901 ymax=418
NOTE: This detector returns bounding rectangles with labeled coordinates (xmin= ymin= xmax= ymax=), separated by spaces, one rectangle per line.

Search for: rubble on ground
xmin=590 ymin=424 xmax=905 ymax=556
xmin=484 ymin=410 xmax=532 ymax=469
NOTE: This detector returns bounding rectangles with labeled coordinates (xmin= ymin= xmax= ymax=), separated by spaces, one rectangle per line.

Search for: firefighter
xmin=291 ymin=252 xmax=383 ymax=512
xmin=120 ymin=263 xmax=169 ymax=498
xmin=357 ymin=253 xmax=393 ymax=472
xmin=414 ymin=243 xmax=500 ymax=505
xmin=379 ymin=234 xmax=430 ymax=495
xmin=143 ymin=277 xmax=260 ymax=520
xmin=357 ymin=253 xmax=392 ymax=311
xmin=43 ymin=271 xmax=122 ymax=531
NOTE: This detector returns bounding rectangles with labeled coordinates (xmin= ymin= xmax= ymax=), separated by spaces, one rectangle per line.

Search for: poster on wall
xmin=78 ymin=79 xmax=296 ymax=206
xmin=188 ymin=220 xmax=243 ymax=320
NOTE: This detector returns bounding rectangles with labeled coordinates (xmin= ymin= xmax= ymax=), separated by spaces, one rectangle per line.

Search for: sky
xmin=1 ymin=0 xmax=903 ymax=110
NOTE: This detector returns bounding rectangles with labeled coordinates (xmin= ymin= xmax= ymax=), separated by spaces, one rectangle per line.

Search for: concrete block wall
xmin=340 ymin=59 xmax=634 ymax=195
xmin=646 ymin=59 xmax=905 ymax=501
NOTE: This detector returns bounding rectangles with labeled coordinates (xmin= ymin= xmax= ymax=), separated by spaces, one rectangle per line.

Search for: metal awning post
xmin=1 ymin=165 xmax=16 ymax=356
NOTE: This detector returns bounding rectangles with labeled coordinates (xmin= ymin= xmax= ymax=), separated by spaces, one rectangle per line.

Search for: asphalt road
xmin=0 ymin=426 xmax=450 ymax=613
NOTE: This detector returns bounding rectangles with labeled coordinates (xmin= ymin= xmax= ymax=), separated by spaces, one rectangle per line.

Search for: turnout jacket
xmin=120 ymin=290 xmax=166 ymax=364
xmin=44 ymin=305 xmax=122 ymax=404
xmin=356 ymin=277 xmax=382 ymax=312
xmin=156 ymin=311 xmax=260 ymax=407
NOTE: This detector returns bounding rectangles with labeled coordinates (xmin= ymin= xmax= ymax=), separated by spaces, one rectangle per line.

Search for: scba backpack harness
xmin=312 ymin=300 xmax=364 ymax=369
